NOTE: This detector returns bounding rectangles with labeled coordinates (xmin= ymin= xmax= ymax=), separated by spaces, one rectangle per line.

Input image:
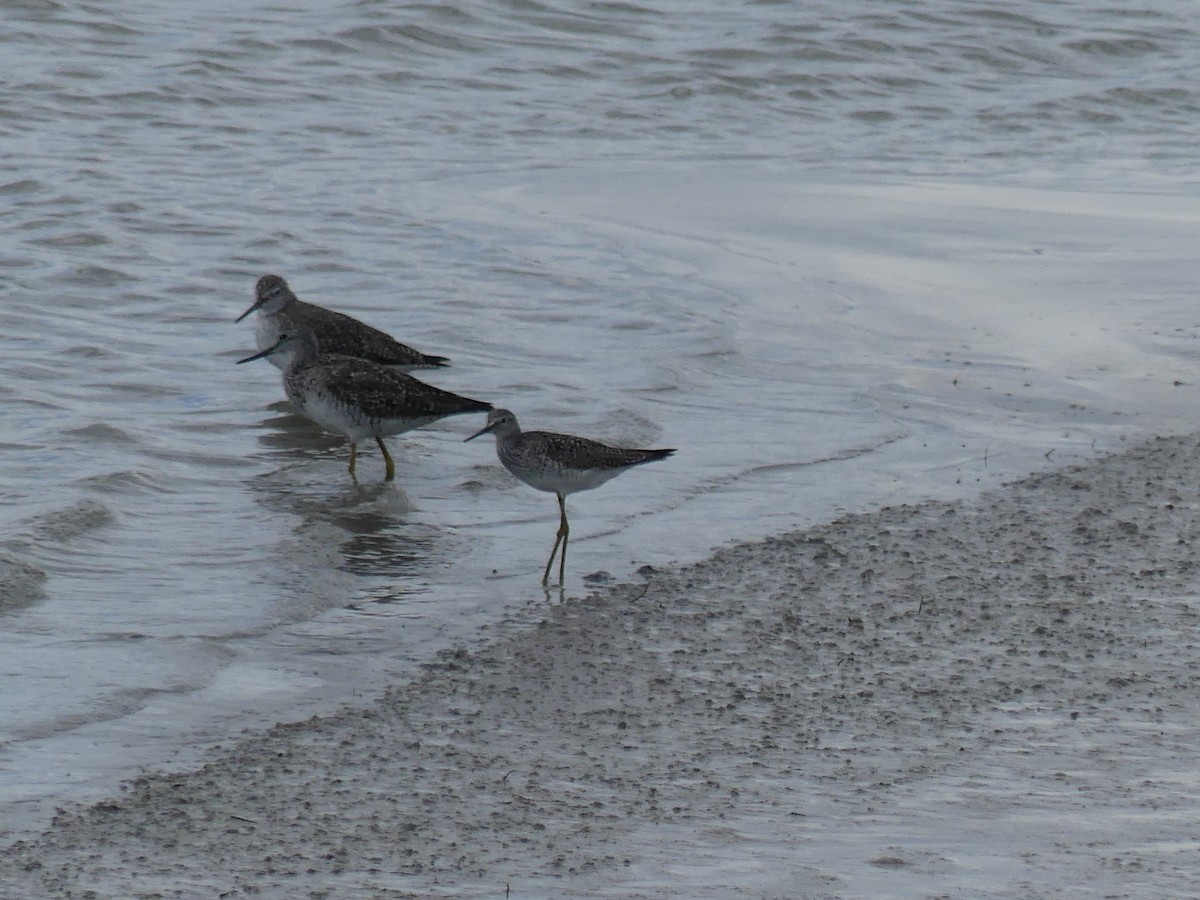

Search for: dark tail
xmin=456 ymin=397 xmax=493 ymax=415
xmin=641 ymin=448 xmax=676 ymax=464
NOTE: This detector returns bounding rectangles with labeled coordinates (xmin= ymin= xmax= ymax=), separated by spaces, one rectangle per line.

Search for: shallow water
xmin=2 ymin=0 xmax=1200 ymax=836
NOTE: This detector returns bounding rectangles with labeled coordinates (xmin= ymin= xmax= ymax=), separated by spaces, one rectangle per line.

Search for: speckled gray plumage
xmin=464 ymin=408 xmax=674 ymax=582
xmin=285 ymin=352 xmax=490 ymax=438
xmin=237 ymin=326 xmax=490 ymax=482
xmin=240 ymin=275 xmax=449 ymax=371
xmin=501 ymin=431 xmax=674 ymax=484
xmin=468 ymin=408 xmax=675 ymax=497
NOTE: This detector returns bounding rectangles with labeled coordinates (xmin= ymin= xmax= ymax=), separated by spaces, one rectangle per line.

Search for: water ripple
xmin=0 ymin=556 xmax=48 ymax=614
xmin=2 ymin=0 xmax=1200 ymax=838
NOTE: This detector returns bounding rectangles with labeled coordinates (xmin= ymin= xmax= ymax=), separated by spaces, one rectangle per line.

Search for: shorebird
xmin=237 ymin=326 xmax=490 ymax=482
xmin=236 ymin=274 xmax=449 ymax=372
xmin=466 ymin=408 xmax=675 ymax=583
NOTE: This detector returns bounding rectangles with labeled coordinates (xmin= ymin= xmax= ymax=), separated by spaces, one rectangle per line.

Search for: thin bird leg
xmin=348 ymin=441 xmax=358 ymax=479
xmin=542 ymin=531 xmax=562 ymax=584
xmin=542 ymin=494 xmax=570 ymax=584
xmin=376 ymin=436 xmax=396 ymax=482
xmin=558 ymin=495 xmax=570 ymax=584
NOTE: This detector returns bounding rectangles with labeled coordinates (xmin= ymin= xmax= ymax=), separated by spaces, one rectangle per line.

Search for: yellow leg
xmin=542 ymin=532 xmax=561 ymax=584
xmin=376 ymin=436 xmax=395 ymax=482
xmin=348 ymin=441 xmax=358 ymax=479
xmin=542 ymin=494 xmax=570 ymax=584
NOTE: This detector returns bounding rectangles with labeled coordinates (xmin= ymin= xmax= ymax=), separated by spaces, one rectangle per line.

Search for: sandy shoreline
xmin=5 ymin=433 xmax=1200 ymax=898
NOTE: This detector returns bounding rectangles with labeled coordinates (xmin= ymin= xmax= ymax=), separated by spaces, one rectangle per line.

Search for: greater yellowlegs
xmin=237 ymin=326 xmax=490 ymax=482
xmin=236 ymin=274 xmax=449 ymax=372
xmin=465 ymin=408 xmax=675 ymax=583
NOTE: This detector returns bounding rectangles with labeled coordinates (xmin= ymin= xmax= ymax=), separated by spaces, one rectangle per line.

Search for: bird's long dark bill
xmin=234 ymin=298 xmax=264 ymax=323
xmin=464 ymin=422 xmax=496 ymax=442
xmin=236 ymin=333 xmax=288 ymax=364
xmin=235 ymin=345 xmax=274 ymax=364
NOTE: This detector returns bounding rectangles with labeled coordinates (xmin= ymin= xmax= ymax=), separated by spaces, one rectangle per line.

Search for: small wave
xmin=0 ymin=178 xmax=44 ymax=196
xmin=64 ymin=423 xmax=138 ymax=445
xmin=79 ymin=470 xmax=167 ymax=495
xmin=1063 ymin=36 xmax=1160 ymax=56
xmin=29 ymin=231 xmax=109 ymax=249
xmin=0 ymin=554 xmax=47 ymax=613
xmin=1100 ymin=86 xmax=1197 ymax=110
xmin=61 ymin=265 xmax=137 ymax=287
xmin=337 ymin=23 xmax=484 ymax=55
xmin=29 ymin=499 xmax=114 ymax=544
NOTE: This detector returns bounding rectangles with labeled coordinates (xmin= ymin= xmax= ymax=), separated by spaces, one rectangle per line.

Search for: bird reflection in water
xmin=245 ymin=457 xmax=451 ymax=594
xmin=337 ymin=530 xmax=439 ymax=582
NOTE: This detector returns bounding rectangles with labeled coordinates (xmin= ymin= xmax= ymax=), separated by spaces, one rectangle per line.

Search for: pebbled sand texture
xmin=4 ymin=434 xmax=1200 ymax=898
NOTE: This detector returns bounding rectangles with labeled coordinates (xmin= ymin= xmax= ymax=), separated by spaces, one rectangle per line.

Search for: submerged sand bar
xmin=4 ymin=433 xmax=1200 ymax=898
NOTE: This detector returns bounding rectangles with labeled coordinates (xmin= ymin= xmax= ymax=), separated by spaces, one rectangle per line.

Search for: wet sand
xmin=4 ymin=433 xmax=1200 ymax=899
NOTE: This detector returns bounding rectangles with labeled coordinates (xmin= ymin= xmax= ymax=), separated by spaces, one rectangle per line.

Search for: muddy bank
xmin=4 ymin=434 xmax=1200 ymax=898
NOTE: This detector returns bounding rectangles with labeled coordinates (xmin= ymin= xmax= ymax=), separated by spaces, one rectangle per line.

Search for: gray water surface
xmin=3 ymin=0 xmax=1200 ymax=835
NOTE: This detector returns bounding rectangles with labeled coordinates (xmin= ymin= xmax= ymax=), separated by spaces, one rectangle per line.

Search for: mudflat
xmin=4 ymin=434 xmax=1199 ymax=898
